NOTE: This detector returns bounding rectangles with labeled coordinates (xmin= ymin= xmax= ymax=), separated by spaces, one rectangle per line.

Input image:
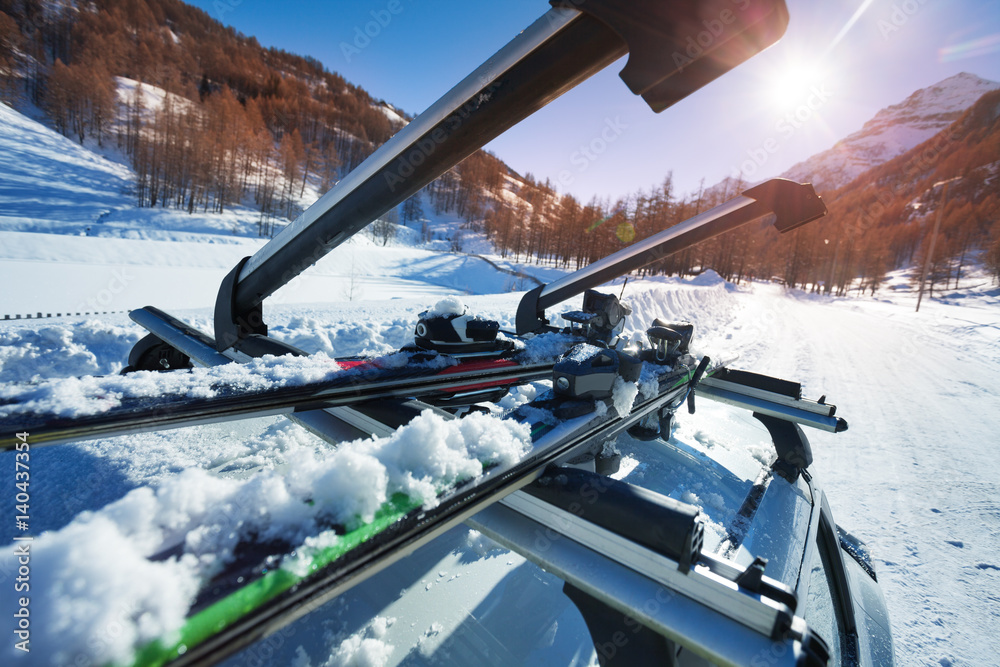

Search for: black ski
xmin=0 ymin=319 xmax=564 ymax=450
xmin=132 ymin=345 xmax=721 ymax=667
xmin=0 ymin=178 xmax=825 ymax=452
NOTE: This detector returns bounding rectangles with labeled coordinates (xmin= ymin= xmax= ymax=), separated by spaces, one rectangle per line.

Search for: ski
xmin=0 ymin=178 xmax=825 ymax=452
xmin=0 ymin=307 xmax=573 ymax=450
xmin=128 ymin=332 xmax=726 ymax=667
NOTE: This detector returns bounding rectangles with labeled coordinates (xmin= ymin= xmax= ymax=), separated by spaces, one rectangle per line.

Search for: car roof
xmin=613 ymin=399 xmax=813 ymax=589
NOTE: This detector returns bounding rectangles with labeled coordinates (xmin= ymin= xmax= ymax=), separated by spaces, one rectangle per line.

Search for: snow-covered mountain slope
xmin=0 ymin=102 xmax=134 ymax=234
xmin=0 ymin=100 xmax=278 ymax=240
xmin=782 ymin=72 xmax=1000 ymax=192
xmin=0 ymin=102 xmax=553 ymax=318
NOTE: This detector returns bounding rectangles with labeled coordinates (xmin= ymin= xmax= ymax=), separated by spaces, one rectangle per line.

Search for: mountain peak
xmin=865 ymin=72 xmax=999 ymax=128
xmin=781 ymin=72 xmax=1000 ymax=192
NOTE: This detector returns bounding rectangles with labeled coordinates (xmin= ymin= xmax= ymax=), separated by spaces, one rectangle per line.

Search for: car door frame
xmin=796 ymin=476 xmax=863 ymax=665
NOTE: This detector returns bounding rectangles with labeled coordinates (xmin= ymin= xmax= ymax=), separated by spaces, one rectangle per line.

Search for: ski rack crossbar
xmin=516 ymin=179 xmax=826 ymax=334
xmin=696 ymin=374 xmax=849 ymax=433
xmin=131 ymin=306 xmax=406 ymax=444
xmin=226 ymin=8 xmax=605 ymax=323
xmin=214 ymin=0 xmax=792 ymax=354
xmin=0 ymin=308 xmax=555 ymax=451
xmin=467 ymin=490 xmax=808 ymax=667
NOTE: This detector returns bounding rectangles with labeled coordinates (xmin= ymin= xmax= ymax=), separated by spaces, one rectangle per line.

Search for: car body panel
xmin=735 ymin=474 xmax=813 ymax=590
xmin=843 ymin=553 xmax=897 ymax=666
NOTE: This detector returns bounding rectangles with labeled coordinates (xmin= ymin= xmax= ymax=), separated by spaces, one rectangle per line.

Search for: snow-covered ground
xmin=0 ymin=102 xmax=543 ymax=317
xmin=2 ymin=100 xmax=999 ymax=665
xmin=1 ymin=268 xmax=997 ymax=666
xmin=722 ymin=274 xmax=1000 ymax=664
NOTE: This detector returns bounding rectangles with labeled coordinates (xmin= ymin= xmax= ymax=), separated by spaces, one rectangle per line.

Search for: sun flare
xmin=766 ymin=62 xmax=827 ymax=110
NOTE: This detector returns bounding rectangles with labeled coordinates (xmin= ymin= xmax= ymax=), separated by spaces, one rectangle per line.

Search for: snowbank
xmin=0 ymin=411 xmax=532 ymax=665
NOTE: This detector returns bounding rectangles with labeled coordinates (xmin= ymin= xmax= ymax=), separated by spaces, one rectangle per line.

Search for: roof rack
xmin=468 ymin=465 xmax=831 ymax=666
xmin=467 ymin=368 xmax=849 ymax=665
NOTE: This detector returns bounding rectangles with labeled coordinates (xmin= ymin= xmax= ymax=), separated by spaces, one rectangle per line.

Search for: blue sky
xmin=188 ymin=0 xmax=1000 ymax=202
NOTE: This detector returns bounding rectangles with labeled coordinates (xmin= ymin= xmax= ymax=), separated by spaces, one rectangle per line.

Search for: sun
xmin=765 ymin=61 xmax=827 ymax=111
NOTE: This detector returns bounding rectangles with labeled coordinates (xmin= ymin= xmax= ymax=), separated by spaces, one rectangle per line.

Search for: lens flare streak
xmin=939 ymin=33 xmax=1000 ymax=62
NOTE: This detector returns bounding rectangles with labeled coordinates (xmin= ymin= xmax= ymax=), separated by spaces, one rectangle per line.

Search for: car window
xmin=219 ymin=524 xmax=601 ymax=666
xmin=803 ymin=530 xmax=846 ymax=665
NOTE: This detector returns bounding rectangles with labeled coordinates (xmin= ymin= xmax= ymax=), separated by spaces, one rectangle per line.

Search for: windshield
xmin=222 ymin=523 xmax=598 ymax=666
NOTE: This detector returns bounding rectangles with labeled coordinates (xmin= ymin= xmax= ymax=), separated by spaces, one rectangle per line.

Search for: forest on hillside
xmin=526 ymin=91 xmax=1000 ymax=297
xmin=2 ymin=0 xmax=999 ymax=293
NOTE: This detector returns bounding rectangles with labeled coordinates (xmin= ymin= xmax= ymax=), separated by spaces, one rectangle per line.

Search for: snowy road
xmin=725 ymin=282 xmax=1000 ymax=666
